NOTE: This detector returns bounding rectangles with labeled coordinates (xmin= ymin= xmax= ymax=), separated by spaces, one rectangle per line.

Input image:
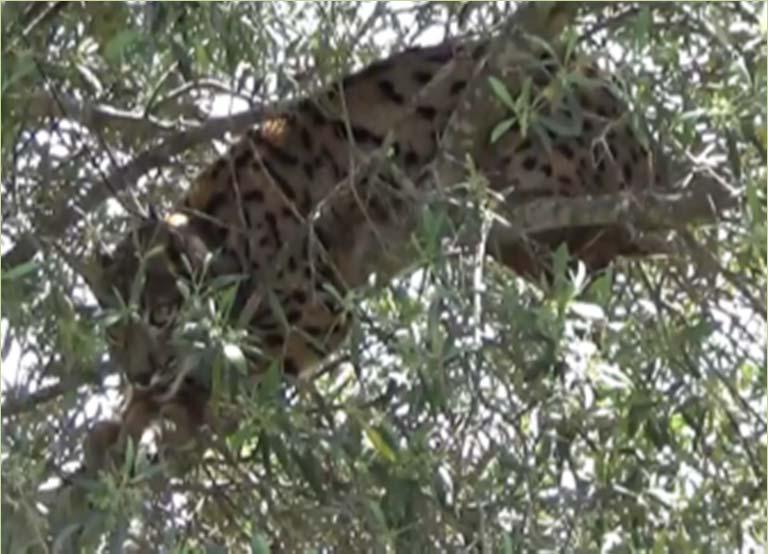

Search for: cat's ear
xmin=84 ymin=245 xmax=115 ymax=306
xmin=147 ymin=204 xmax=160 ymax=221
xmin=165 ymin=213 xmax=211 ymax=273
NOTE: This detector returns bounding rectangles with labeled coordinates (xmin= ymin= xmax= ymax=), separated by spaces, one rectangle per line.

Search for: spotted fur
xmin=92 ymin=39 xmax=660 ymax=459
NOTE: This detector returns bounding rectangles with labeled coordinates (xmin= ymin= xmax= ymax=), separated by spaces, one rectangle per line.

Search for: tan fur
xmin=92 ymin=39 xmax=661 ymax=470
xmin=84 ymin=379 xmax=210 ymax=475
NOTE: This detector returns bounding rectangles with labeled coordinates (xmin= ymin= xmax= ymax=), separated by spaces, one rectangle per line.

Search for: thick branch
xmin=15 ymin=91 xmax=175 ymax=138
xmin=2 ymin=107 xmax=273 ymax=269
xmin=497 ymin=176 xmax=738 ymax=236
xmin=343 ymin=180 xmax=737 ymax=289
xmin=2 ymin=359 xmax=115 ymax=417
xmin=2 ymin=381 xmax=72 ymax=417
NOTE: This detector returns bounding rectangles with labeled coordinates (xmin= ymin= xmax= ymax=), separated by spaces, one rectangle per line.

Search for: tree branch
xmin=496 ymin=176 xmax=738 ymax=236
xmin=2 ymin=359 xmax=116 ymax=417
xmin=15 ymin=91 xmax=176 ymax=138
xmin=2 ymin=381 xmax=73 ymax=417
xmin=2 ymin=107 xmax=275 ymax=269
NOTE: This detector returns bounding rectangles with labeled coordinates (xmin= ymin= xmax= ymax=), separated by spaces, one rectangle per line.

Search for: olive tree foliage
xmin=1 ymin=2 xmax=765 ymax=552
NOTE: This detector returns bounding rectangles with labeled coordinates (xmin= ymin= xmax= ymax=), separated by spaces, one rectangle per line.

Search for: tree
xmin=1 ymin=2 xmax=765 ymax=552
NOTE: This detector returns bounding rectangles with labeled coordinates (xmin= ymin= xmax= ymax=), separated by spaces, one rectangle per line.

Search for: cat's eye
xmin=150 ymin=303 xmax=177 ymax=327
xmin=105 ymin=327 xmax=124 ymax=347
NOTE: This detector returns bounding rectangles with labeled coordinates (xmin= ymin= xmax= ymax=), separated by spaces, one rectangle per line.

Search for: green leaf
xmin=490 ymin=117 xmax=517 ymax=144
xmin=539 ymin=113 xmax=581 ymax=138
xmin=250 ymin=533 xmax=271 ymax=554
xmin=1 ymin=260 xmax=38 ymax=281
xmin=105 ymin=29 xmax=141 ymax=63
xmin=515 ymin=76 xmax=533 ymax=114
xmin=363 ymin=425 xmax=397 ymax=463
xmin=634 ymin=5 xmax=652 ymax=47
xmin=292 ymin=449 xmax=326 ymax=499
xmin=550 ymin=243 xmax=571 ymax=291
xmin=1 ymin=52 xmax=35 ymax=95
xmin=367 ymin=499 xmax=389 ymax=532
xmin=488 ymin=76 xmax=516 ymax=110
xmin=501 ymin=534 xmax=515 ymax=554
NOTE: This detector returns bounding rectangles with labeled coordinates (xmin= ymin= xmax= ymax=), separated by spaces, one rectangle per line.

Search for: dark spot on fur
xmin=343 ymin=60 xmax=393 ymax=89
xmin=287 ymin=310 xmax=302 ymax=324
xmin=369 ymin=198 xmax=387 ymax=220
xmin=522 ymin=156 xmax=537 ymax=171
xmin=331 ymin=121 xmax=346 ymax=140
xmin=210 ymin=159 xmax=226 ymax=179
xmin=583 ymin=119 xmax=593 ymax=133
xmin=263 ymin=159 xmax=296 ymax=201
xmin=333 ymin=123 xmax=383 ymax=147
xmin=283 ymin=357 xmax=298 ymax=375
xmin=265 ymin=211 xmax=280 ymax=242
xmin=235 ymin=150 xmax=250 ymax=168
xmin=355 ymin=126 xmax=383 ymax=146
xmin=608 ymin=143 xmax=618 ymax=160
xmin=303 ymin=162 xmax=315 ymax=180
xmin=243 ymin=209 xmax=253 ymax=228
xmin=256 ymin=136 xmax=299 ymax=167
xmin=304 ymin=325 xmax=326 ymax=338
xmin=450 ymin=80 xmax=467 ymax=95
xmin=471 ymin=42 xmax=487 ymax=60
xmin=556 ymin=143 xmax=574 ymax=160
xmin=416 ymin=105 xmax=437 ymax=121
xmin=192 ymin=218 xmax=227 ymax=245
xmin=320 ymin=147 xmax=341 ymax=179
xmin=244 ymin=188 xmax=264 ymax=202
xmin=292 ymin=290 xmax=307 ymax=304
xmin=315 ymin=228 xmax=332 ymax=251
xmin=515 ymin=138 xmax=532 ymax=152
xmin=558 ymin=175 xmax=573 ymax=187
xmin=425 ymin=45 xmax=453 ymax=64
xmin=299 ymin=100 xmax=326 ymax=125
xmin=541 ymin=163 xmax=552 ymax=177
xmin=205 ymin=191 xmax=228 ymax=214
xmin=413 ymin=70 xmax=433 ymax=84
xmin=622 ymin=162 xmax=633 ymax=183
xmin=378 ymin=80 xmax=404 ymax=104
xmin=265 ymin=333 xmax=284 ymax=347
xmin=300 ymin=127 xmax=312 ymax=151
xmin=404 ymin=150 xmax=420 ymax=167
xmin=301 ymin=189 xmax=312 ymax=216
